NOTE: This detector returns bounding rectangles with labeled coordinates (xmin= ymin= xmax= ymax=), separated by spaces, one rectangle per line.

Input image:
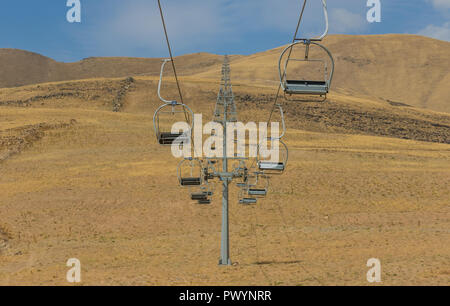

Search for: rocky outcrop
xmin=0 ymin=121 xmax=76 ymax=163
xmin=112 ymin=77 xmax=135 ymax=112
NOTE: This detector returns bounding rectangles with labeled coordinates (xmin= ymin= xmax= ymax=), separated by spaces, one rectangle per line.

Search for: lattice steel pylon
xmin=214 ymin=56 xmax=237 ymax=123
xmin=215 ymin=55 xmax=239 ymax=265
xmin=154 ymin=54 xmax=287 ymax=266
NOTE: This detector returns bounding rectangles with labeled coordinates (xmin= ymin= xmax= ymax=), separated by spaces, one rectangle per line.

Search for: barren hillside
xmin=194 ymin=35 xmax=450 ymax=113
xmin=0 ymin=34 xmax=449 ymax=286
xmin=1 ymin=35 xmax=449 ymax=113
xmin=0 ymin=76 xmax=449 ymax=285
xmin=0 ymin=49 xmax=232 ymax=88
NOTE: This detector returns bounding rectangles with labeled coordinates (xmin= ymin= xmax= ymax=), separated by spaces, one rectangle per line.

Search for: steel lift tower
xmin=215 ymin=56 xmax=238 ymax=265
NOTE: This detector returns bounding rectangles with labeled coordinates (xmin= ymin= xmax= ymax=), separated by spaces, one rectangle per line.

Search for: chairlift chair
xmin=246 ymin=172 xmax=269 ymax=197
xmin=257 ymin=139 xmax=288 ymax=174
xmin=279 ymin=0 xmax=335 ymax=98
xmin=153 ymin=59 xmax=193 ymax=146
xmin=178 ymin=158 xmax=203 ymax=187
xmin=237 ymin=179 xmax=258 ymax=205
xmin=238 ymin=192 xmax=258 ymax=205
xmin=191 ymin=179 xmax=214 ymax=204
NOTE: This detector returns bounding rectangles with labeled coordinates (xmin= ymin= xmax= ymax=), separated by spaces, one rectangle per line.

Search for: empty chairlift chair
xmin=178 ymin=158 xmax=203 ymax=187
xmin=153 ymin=59 xmax=193 ymax=146
xmin=191 ymin=183 xmax=213 ymax=204
xmin=258 ymin=139 xmax=288 ymax=174
xmin=279 ymin=0 xmax=335 ymax=98
xmin=192 ymin=184 xmax=213 ymax=204
xmin=238 ymin=187 xmax=258 ymax=205
xmin=247 ymin=173 xmax=269 ymax=197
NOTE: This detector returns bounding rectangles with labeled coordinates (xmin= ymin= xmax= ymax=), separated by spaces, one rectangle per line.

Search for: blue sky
xmin=0 ymin=0 xmax=449 ymax=62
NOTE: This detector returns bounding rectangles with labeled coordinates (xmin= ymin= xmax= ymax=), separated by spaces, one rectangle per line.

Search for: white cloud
xmin=417 ymin=22 xmax=450 ymax=41
xmin=330 ymin=8 xmax=367 ymax=34
xmin=427 ymin=0 xmax=450 ymax=10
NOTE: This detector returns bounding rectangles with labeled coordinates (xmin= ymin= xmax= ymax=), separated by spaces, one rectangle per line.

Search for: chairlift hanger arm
xmin=294 ymin=0 xmax=329 ymax=42
xmin=157 ymin=0 xmax=185 ymax=105
xmin=272 ymin=104 xmax=286 ymax=140
xmin=158 ymin=59 xmax=174 ymax=104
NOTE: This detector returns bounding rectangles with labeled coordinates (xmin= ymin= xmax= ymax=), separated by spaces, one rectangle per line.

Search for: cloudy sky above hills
xmin=0 ymin=0 xmax=449 ymax=62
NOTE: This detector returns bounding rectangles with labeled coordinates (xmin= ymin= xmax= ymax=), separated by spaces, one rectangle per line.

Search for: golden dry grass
xmin=0 ymin=72 xmax=449 ymax=285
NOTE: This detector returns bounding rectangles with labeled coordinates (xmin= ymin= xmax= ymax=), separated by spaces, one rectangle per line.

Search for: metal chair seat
xmin=285 ymin=80 xmax=328 ymax=95
xmin=239 ymin=198 xmax=257 ymax=205
xmin=198 ymin=199 xmax=211 ymax=205
xmin=180 ymin=178 xmax=201 ymax=186
xmin=258 ymin=162 xmax=285 ymax=171
xmin=158 ymin=133 xmax=187 ymax=145
xmin=248 ymin=189 xmax=267 ymax=196
xmin=191 ymin=193 xmax=208 ymax=200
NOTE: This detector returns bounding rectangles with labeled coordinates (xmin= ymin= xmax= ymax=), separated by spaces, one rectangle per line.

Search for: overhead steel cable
xmin=157 ymin=0 xmax=189 ymax=123
xmin=157 ymin=0 xmax=204 ymax=162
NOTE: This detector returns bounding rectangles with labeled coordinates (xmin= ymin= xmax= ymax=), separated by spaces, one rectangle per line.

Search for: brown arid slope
xmin=1 ymin=35 xmax=448 ymax=113
xmin=0 ymin=74 xmax=449 ymax=285
xmin=0 ymin=49 xmax=235 ymax=88
xmin=195 ymin=35 xmax=450 ymax=113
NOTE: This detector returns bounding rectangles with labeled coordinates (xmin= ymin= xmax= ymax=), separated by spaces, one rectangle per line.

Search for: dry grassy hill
xmin=195 ymin=35 xmax=450 ymax=113
xmin=0 ymin=34 xmax=449 ymax=285
xmin=0 ymin=49 xmax=233 ymax=88
xmin=0 ymin=76 xmax=449 ymax=286
xmin=1 ymin=35 xmax=449 ymax=113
